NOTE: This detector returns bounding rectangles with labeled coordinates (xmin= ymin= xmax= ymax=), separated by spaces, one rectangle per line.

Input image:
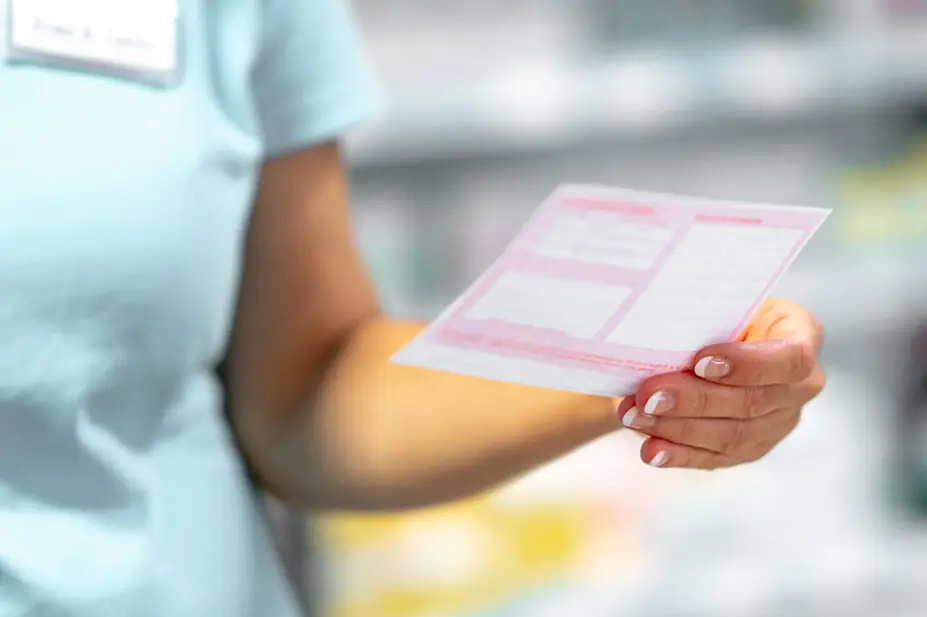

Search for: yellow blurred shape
xmin=838 ymin=138 xmax=927 ymax=247
xmin=317 ymin=497 xmax=618 ymax=617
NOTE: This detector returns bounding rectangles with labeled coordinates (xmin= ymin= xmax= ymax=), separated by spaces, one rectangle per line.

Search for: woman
xmin=0 ymin=0 xmax=826 ymax=615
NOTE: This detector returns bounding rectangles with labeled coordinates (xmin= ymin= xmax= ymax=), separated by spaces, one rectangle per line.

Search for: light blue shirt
xmin=0 ymin=1 xmax=379 ymax=615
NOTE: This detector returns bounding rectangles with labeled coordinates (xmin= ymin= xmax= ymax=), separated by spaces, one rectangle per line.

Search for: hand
xmin=618 ymin=298 xmax=825 ymax=470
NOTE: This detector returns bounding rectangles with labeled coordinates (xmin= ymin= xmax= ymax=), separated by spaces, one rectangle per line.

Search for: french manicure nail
xmin=622 ymin=407 xmax=655 ymax=430
xmin=644 ymin=390 xmax=675 ymax=416
xmin=694 ymin=356 xmax=731 ymax=379
xmin=622 ymin=406 xmax=640 ymax=428
xmin=649 ymin=451 xmax=668 ymax=468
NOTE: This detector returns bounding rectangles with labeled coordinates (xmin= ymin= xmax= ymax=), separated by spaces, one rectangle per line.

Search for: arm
xmin=225 ymin=143 xmax=617 ymax=512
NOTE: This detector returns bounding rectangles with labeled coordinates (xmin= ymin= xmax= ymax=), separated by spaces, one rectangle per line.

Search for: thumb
xmin=742 ymin=298 xmax=823 ymax=351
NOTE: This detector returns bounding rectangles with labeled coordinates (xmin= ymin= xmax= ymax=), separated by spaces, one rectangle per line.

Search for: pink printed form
xmin=392 ymin=185 xmax=831 ymax=397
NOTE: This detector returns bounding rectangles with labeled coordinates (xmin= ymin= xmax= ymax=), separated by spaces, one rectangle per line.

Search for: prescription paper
xmin=392 ymin=185 xmax=831 ymax=397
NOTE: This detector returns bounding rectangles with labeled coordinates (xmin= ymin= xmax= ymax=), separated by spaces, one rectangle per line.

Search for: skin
xmin=224 ymin=142 xmax=825 ymax=512
xmin=619 ymin=298 xmax=825 ymax=469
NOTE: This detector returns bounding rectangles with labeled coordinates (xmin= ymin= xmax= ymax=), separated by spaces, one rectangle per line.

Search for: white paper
xmin=392 ymin=185 xmax=831 ymax=396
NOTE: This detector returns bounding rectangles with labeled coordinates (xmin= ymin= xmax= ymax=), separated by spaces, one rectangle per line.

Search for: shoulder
xmin=251 ymin=0 xmax=383 ymax=156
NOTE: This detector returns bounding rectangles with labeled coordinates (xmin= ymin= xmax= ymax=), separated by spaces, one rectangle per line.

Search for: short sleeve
xmin=252 ymin=0 xmax=382 ymax=157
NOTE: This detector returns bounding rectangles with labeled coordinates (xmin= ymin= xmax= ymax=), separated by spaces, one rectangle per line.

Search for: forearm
xmin=261 ymin=318 xmax=618 ymax=512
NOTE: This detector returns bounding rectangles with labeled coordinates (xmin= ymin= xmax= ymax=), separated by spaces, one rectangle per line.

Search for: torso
xmin=0 ymin=1 xmax=301 ymax=614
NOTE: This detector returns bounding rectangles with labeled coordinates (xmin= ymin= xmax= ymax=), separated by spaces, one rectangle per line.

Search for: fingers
xmin=621 ymin=404 xmax=799 ymax=455
xmin=694 ymin=338 xmax=819 ymax=387
xmin=620 ymin=298 xmax=825 ymax=470
xmin=635 ymin=371 xmax=820 ymax=420
xmin=638 ymin=409 xmax=801 ymax=470
xmin=748 ymin=298 xmax=824 ymax=349
xmin=696 ymin=299 xmax=823 ymax=387
xmin=640 ymin=437 xmax=727 ymax=470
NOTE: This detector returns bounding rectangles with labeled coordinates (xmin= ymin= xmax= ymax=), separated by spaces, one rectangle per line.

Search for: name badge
xmin=6 ymin=0 xmax=180 ymax=86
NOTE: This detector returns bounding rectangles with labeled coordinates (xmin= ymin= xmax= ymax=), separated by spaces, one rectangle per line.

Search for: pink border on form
xmin=428 ymin=325 xmax=696 ymax=378
xmin=433 ymin=187 xmax=830 ymax=377
xmin=504 ymin=254 xmax=654 ymax=286
xmin=560 ymin=194 xmax=820 ymax=227
xmin=449 ymin=195 xmax=565 ymax=320
xmin=427 ymin=328 xmax=670 ymax=375
xmin=590 ymin=220 xmax=693 ymax=341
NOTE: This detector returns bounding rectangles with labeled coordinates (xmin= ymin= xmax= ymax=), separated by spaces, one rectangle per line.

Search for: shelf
xmin=347 ymin=33 xmax=927 ymax=167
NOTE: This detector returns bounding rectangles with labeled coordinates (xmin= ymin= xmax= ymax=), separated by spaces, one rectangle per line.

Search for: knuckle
xmin=706 ymin=454 xmax=729 ymax=470
xmin=677 ymin=418 xmax=698 ymax=443
xmin=795 ymin=369 xmax=825 ymax=404
xmin=753 ymin=411 xmax=801 ymax=458
xmin=721 ymin=420 xmax=749 ymax=454
xmin=691 ymin=386 xmax=712 ymax=417
xmin=790 ymin=342 xmax=816 ymax=381
xmin=742 ymin=387 xmax=768 ymax=419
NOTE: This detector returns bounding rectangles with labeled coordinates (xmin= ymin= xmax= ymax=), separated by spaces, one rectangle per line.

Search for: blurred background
xmin=289 ymin=1 xmax=927 ymax=616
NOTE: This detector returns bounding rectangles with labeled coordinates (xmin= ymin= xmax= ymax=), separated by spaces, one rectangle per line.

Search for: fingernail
xmin=649 ymin=451 xmax=669 ymax=468
xmin=622 ymin=407 xmax=655 ymax=430
xmin=644 ymin=390 xmax=675 ymax=416
xmin=694 ymin=356 xmax=731 ymax=379
xmin=622 ymin=407 xmax=639 ymax=428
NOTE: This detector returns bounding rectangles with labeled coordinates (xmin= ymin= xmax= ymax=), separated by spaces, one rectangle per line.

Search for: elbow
xmin=247 ymin=433 xmax=490 ymax=513
xmin=253 ymin=455 xmax=476 ymax=514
